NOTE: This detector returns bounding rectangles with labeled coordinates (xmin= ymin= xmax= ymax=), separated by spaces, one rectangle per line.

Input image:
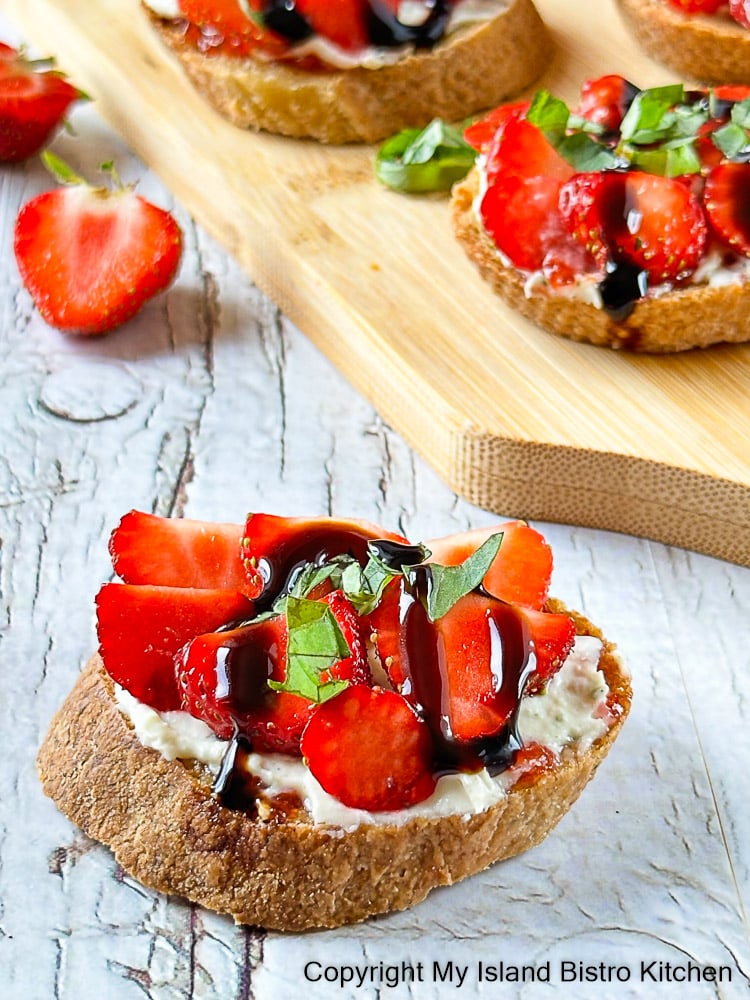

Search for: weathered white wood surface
xmin=0 ymin=12 xmax=748 ymax=1000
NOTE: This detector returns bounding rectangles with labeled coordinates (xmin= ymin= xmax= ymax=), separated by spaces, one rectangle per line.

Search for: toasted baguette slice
xmin=145 ymin=0 xmax=551 ymax=144
xmin=615 ymin=0 xmax=750 ymax=84
xmin=452 ymin=167 xmax=750 ymax=353
xmin=37 ymin=604 xmax=630 ymax=931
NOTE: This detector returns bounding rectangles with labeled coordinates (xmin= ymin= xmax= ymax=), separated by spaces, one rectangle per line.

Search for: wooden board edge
xmin=451 ymin=430 xmax=750 ymax=566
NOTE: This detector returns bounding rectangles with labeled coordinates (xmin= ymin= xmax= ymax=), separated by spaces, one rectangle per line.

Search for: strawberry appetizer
xmin=99 ymin=509 xmax=625 ymax=823
xmin=14 ymin=153 xmax=182 ymax=336
xmin=453 ymin=76 xmax=750 ymax=351
xmin=144 ymin=0 xmax=511 ymax=69
xmin=0 ymin=43 xmax=83 ymax=162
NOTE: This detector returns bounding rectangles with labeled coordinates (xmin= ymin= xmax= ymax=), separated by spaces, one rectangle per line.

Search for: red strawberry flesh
xmin=109 ymin=510 xmax=250 ymax=592
xmin=301 ymin=685 xmax=437 ymax=811
xmin=96 ymin=583 xmax=254 ymax=711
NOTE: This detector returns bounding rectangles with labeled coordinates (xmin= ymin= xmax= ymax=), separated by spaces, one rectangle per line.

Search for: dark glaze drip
xmin=261 ymin=0 xmax=314 ymax=41
xmin=366 ymin=0 xmax=453 ymax=49
xmin=368 ymin=538 xmax=426 ymax=569
xmin=397 ymin=569 xmax=535 ymax=776
xmin=598 ymin=260 xmax=649 ymax=320
xmin=260 ymin=0 xmax=456 ymax=49
xmin=254 ymin=525 xmax=377 ymax=611
xmin=212 ymin=735 xmax=257 ymax=810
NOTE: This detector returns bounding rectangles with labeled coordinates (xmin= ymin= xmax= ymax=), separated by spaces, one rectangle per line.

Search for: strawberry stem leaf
xmin=41 ymin=150 xmax=85 ymax=186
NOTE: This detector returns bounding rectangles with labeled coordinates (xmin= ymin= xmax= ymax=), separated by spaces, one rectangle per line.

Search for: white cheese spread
xmin=115 ymin=634 xmax=614 ymax=830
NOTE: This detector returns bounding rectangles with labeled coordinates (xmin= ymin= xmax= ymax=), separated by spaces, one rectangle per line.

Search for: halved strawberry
xmin=109 ymin=510 xmax=250 ymax=593
xmin=242 ymin=512 xmax=407 ymax=601
xmin=0 ymin=44 xmax=82 ymax=162
xmin=177 ymin=616 xmax=314 ymax=753
xmin=559 ymin=169 xmax=707 ymax=283
xmin=425 ymin=521 xmax=553 ymax=610
xmin=518 ymin=606 xmax=577 ymax=690
xmin=95 ymin=583 xmax=253 ymax=711
xmin=301 ymin=685 xmax=436 ymax=811
xmin=363 ymin=575 xmax=404 ymax=685
xmin=577 ymin=74 xmax=639 ymax=132
xmin=463 ymin=100 xmax=530 ymax=153
xmin=14 ymin=157 xmax=182 ymax=335
xmin=703 ymin=162 xmax=750 ymax=256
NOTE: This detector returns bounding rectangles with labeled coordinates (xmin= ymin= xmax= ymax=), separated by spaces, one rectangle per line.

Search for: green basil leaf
xmin=526 ymin=89 xmax=571 ymax=141
xmin=415 ymin=532 xmax=504 ymax=622
xmin=619 ymin=85 xmax=686 ymax=143
xmin=731 ymin=97 xmax=750 ymax=129
xmin=712 ymin=122 xmax=750 ymax=158
xmin=627 ymin=138 xmax=702 ymax=177
xmin=375 ymin=119 xmax=476 ymax=193
xmin=556 ymin=132 xmax=621 ymax=171
xmin=268 ymin=596 xmax=350 ymax=704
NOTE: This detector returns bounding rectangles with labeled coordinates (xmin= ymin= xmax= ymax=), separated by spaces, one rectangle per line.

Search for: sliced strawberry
xmin=703 ymin=162 xmax=750 ymax=256
xmin=363 ymin=575 xmax=404 ymax=685
xmin=177 ymin=616 xmax=313 ymax=753
xmin=518 ymin=606 xmax=576 ymax=690
xmin=318 ymin=590 xmax=371 ymax=685
xmin=559 ymin=169 xmax=707 ymax=283
xmin=665 ymin=0 xmax=725 ymax=11
xmin=301 ymin=686 xmax=436 ymax=811
xmin=242 ymin=512 xmax=407 ymax=602
xmin=480 ymin=173 xmax=577 ymax=272
xmin=428 ymin=592 xmax=533 ymax=742
xmin=109 ymin=510 xmax=250 ymax=592
xmin=0 ymin=44 xmax=81 ymax=162
xmin=729 ymin=0 xmax=750 ymax=27
xmin=95 ymin=583 xmax=253 ymax=711
xmin=294 ymin=0 xmax=370 ymax=51
xmin=425 ymin=521 xmax=553 ymax=610
xmin=463 ymin=100 xmax=530 ymax=153
xmin=712 ymin=83 xmax=750 ymax=103
xmin=509 ymin=742 xmax=558 ymax=790
xmin=177 ymin=0 xmax=291 ymax=57
xmin=577 ymin=74 xmax=639 ymax=132
xmin=485 ymin=117 xmax=576 ymax=186
xmin=14 ymin=161 xmax=182 ymax=336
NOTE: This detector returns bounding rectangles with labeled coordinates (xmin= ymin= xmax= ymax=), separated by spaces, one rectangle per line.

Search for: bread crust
xmin=37 ymin=603 xmax=630 ymax=931
xmin=452 ymin=167 xmax=750 ymax=352
xmin=144 ymin=0 xmax=551 ymax=143
xmin=615 ymin=0 xmax=750 ymax=85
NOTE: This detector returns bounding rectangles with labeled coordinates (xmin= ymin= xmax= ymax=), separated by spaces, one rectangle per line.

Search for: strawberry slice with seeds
xmin=294 ymin=0 xmax=370 ymax=51
xmin=425 ymin=521 xmax=553 ymax=610
xmin=703 ymin=162 xmax=750 ymax=256
xmin=109 ymin=510 xmax=251 ymax=593
xmin=666 ymin=0 xmax=725 ymax=11
xmin=14 ymin=156 xmax=182 ymax=336
xmin=559 ymin=169 xmax=707 ymax=283
xmin=96 ymin=583 xmax=253 ymax=711
xmin=242 ymin=512 xmax=407 ymax=601
xmin=318 ymin=590 xmax=371 ymax=686
xmin=518 ymin=606 xmax=577 ymax=690
xmin=577 ymin=74 xmax=639 ymax=132
xmin=0 ymin=44 xmax=82 ymax=162
xmin=301 ymin=686 xmax=436 ymax=811
xmin=177 ymin=616 xmax=313 ymax=753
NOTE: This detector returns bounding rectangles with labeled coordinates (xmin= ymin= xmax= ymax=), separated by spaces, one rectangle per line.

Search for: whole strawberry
xmin=14 ymin=153 xmax=183 ymax=335
xmin=0 ymin=43 xmax=82 ymax=162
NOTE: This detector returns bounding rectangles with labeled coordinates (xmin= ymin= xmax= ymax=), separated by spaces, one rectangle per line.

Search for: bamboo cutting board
xmin=6 ymin=0 xmax=750 ymax=565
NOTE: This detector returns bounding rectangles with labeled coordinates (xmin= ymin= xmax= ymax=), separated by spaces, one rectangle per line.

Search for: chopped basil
xmin=409 ymin=532 xmax=504 ymax=622
xmin=628 ymin=138 xmax=703 ymax=178
xmin=268 ymin=596 xmax=350 ymax=704
xmin=712 ymin=122 xmax=750 ymax=159
xmin=375 ymin=119 xmax=476 ymax=193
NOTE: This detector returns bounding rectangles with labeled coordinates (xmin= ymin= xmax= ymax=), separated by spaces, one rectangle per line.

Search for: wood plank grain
xmin=5 ymin=0 xmax=750 ymax=566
